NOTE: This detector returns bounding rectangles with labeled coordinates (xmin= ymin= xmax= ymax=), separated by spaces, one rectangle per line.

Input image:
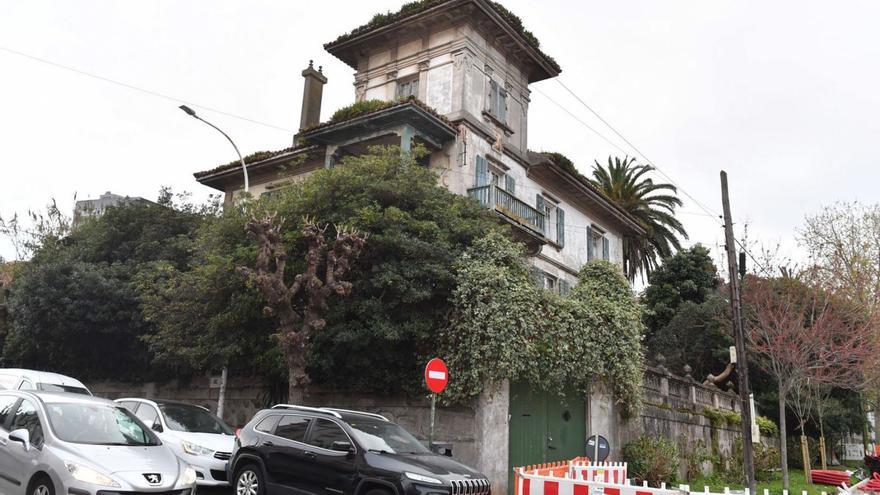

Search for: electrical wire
xmin=551 ymin=77 xmax=773 ymax=275
xmin=0 ymin=45 xmax=294 ymax=133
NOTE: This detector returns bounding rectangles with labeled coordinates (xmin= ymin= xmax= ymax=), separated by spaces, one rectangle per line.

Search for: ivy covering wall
xmin=440 ymin=231 xmax=645 ymax=416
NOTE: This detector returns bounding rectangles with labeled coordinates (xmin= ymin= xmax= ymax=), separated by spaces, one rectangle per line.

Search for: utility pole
xmin=720 ymin=171 xmax=756 ymax=494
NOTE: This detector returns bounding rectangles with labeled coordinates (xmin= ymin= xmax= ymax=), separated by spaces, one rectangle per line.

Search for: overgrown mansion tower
xmin=195 ymin=0 xmax=643 ymax=291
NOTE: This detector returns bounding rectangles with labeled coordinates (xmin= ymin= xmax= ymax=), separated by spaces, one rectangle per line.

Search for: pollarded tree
xmin=239 ymin=216 xmax=365 ymax=403
xmin=591 ymin=156 xmax=688 ymax=281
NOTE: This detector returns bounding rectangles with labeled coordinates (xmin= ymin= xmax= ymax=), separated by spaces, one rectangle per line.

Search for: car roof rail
xmin=321 ymin=408 xmax=389 ymax=422
xmin=270 ymin=404 xmax=343 ymax=419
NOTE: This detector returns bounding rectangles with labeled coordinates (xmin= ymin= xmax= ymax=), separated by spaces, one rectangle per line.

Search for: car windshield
xmin=346 ymin=418 xmax=429 ymax=454
xmin=160 ymin=403 xmax=233 ymax=435
xmin=46 ymin=403 xmax=160 ymax=446
xmin=37 ymin=383 xmax=91 ymax=395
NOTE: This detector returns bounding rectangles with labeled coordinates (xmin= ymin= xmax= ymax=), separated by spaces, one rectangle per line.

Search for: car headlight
xmin=65 ymin=461 xmax=121 ymax=488
xmin=182 ymin=440 xmax=214 ymax=456
xmin=182 ymin=465 xmax=197 ymax=485
xmin=404 ymin=472 xmax=443 ymax=485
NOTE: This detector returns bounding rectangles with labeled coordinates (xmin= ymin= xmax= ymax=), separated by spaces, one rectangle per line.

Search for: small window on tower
xmin=396 ymin=77 xmax=419 ymax=99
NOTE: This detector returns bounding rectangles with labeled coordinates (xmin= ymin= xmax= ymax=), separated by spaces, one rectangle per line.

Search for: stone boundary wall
xmin=89 ymin=366 xmax=770 ymax=489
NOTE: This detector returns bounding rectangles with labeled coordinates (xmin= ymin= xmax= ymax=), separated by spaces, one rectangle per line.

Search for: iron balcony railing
xmin=467 ymin=184 xmax=546 ymax=235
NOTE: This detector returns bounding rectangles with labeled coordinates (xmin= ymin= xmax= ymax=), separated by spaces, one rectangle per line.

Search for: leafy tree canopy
xmin=145 ymin=146 xmax=503 ymax=394
xmin=4 ymin=196 xmax=208 ymax=380
xmin=642 ymin=245 xmax=719 ymax=340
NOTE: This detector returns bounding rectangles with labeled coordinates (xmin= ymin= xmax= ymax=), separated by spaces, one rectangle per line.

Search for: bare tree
xmin=746 ymin=276 xmax=880 ymax=488
xmin=239 ymin=214 xmax=365 ymax=403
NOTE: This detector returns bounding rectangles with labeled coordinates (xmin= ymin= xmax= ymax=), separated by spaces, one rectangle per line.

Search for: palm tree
xmin=591 ymin=156 xmax=688 ymax=281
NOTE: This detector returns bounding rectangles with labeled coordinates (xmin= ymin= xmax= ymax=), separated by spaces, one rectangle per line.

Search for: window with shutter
xmin=602 ymin=237 xmax=610 ymax=260
xmin=556 ymin=208 xmax=565 ymax=247
xmin=559 ymin=279 xmax=571 ymax=297
xmin=535 ymin=195 xmax=547 ymax=234
xmin=586 ymin=226 xmax=595 ymax=261
xmin=475 ymin=155 xmax=488 ymax=187
xmin=487 ymin=79 xmax=507 ymax=122
xmin=505 ymin=174 xmax=516 ymax=194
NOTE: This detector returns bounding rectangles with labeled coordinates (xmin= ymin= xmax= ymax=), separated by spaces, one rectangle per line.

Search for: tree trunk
xmin=283 ymin=329 xmax=309 ymax=404
xmin=801 ymin=434 xmax=811 ymax=484
xmin=779 ymin=385 xmax=790 ymax=491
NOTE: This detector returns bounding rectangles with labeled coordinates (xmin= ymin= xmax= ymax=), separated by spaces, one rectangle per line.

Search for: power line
xmin=0 ymin=45 xmax=294 ymax=133
xmin=552 ymin=77 xmax=773 ymax=275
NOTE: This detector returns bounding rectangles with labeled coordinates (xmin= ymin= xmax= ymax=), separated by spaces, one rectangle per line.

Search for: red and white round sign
xmin=424 ymin=358 xmax=448 ymax=394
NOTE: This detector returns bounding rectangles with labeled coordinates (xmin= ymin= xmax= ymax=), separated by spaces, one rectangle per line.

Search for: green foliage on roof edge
xmin=327 ymin=0 xmax=559 ymax=71
xmin=541 ymin=151 xmax=592 ymax=183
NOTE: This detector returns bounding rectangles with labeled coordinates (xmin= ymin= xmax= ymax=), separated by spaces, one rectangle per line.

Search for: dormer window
xmin=396 ymin=76 xmax=419 ymax=99
xmin=488 ymin=80 xmax=508 ymax=122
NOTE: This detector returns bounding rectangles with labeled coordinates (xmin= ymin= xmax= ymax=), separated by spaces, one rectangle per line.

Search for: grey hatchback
xmin=0 ymin=390 xmax=197 ymax=495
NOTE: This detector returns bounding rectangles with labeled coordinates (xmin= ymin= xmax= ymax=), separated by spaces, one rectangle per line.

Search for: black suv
xmin=229 ymin=405 xmax=489 ymax=495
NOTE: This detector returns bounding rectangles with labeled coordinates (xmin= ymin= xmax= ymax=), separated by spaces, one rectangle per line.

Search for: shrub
xmin=623 ymin=435 xmax=679 ymax=486
xmin=756 ymin=416 xmax=779 ymax=437
xmin=726 ymin=439 xmax=781 ymax=482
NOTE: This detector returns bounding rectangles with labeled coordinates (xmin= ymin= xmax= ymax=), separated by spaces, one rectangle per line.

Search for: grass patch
xmin=690 ymin=468 xmax=858 ymax=495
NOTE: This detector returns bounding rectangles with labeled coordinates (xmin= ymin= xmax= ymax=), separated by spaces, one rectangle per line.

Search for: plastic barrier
xmin=515 ymin=460 xmax=871 ymax=495
xmin=568 ymin=460 xmax=628 ymax=484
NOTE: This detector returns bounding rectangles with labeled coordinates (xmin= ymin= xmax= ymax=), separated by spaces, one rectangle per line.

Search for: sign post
xmin=424 ymin=358 xmax=448 ymax=449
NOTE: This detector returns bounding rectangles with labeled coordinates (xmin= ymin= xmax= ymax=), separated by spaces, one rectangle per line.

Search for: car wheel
xmin=235 ymin=465 xmax=263 ymax=495
xmin=30 ymin=476 xmax=55 ymax=495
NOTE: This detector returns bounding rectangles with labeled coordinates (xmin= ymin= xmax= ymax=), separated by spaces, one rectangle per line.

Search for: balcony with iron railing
xmin=467 ymin=184 xmax=546 ymax=239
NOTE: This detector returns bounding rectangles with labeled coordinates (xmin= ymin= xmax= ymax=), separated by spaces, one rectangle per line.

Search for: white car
xmin=115 ymin=398 xmax=236 ymax=486
xmin=0 ymin=391 xmax=196 ymax=495
xmin=0 ymin=368 xmax=91 ymax=395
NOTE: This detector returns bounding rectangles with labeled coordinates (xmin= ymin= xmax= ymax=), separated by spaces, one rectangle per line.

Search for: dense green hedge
xmin=440 ymin=232 xmax=644 ymax=415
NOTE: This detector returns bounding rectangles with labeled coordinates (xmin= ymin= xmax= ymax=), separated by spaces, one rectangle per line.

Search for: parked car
xmin=229 ymin=404 xmax=490 ymax=495
xmin=0 ymin=368 xmax=91 ymax=395
xmin=0 ymin=390 xmax=197 ymax=495
xmin=115 ymin=398 xmax=236 ymax=486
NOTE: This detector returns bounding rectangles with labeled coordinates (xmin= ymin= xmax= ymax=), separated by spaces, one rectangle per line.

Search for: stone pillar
xmin=588 ymin=382 xmax=621 ymax=460
xmin=475 ymin=380 xmax=509 ymax=495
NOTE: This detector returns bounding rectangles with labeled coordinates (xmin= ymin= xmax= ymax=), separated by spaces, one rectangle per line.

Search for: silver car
xmin=0 ymin=391 xmax=197 ymax=495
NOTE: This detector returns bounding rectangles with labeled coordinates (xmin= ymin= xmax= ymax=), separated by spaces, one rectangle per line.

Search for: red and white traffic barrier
xmin=568 ymin=460 xmax=628 ymax=484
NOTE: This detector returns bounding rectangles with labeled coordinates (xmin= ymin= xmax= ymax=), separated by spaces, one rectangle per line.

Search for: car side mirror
xmin=8 ymin=429 xmax=30 ymax=452
xmin=331 ymin=441 xmax=354 ymax=456
xmin=152 ymin=421 xmax=163 ymax=433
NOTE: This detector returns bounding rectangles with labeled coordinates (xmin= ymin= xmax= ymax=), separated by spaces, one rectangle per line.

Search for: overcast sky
xmin=2 ymin=0 xmax=879 ymax=270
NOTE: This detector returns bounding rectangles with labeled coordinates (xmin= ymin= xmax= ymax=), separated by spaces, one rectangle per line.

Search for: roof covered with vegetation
xmin=325 ymin=0 xmax=560 ymax=74
xmin=305 ymin=96 xmax=455 ymax=133
xmin=193 ymin=144 xmax=316 ymax=179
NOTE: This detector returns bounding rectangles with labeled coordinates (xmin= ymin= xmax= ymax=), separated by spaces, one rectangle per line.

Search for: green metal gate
xmin=508 ymin=382 xmax=586 ymax=493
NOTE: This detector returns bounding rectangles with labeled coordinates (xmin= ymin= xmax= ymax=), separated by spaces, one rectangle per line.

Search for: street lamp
xmin=178 ymin=105 xmax=242 ymax=420
xmin=178 ymin=105 xmax=249 ymax=193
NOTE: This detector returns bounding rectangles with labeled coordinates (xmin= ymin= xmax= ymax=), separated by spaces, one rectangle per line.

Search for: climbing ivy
xmin=440 ymin=232 xmax=644 ymax=416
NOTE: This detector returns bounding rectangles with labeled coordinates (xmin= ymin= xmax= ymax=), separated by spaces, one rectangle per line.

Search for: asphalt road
xmin=200 ymin=485 xmax=233 ymax=495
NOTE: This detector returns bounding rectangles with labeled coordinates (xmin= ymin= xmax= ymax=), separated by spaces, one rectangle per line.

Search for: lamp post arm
xmin=195 ymin=115 xmax=249 ymax=193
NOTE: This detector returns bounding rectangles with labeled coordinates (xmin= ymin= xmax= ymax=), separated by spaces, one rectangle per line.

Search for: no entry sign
xmin=424 ymin=358 xmax=448 ymax=393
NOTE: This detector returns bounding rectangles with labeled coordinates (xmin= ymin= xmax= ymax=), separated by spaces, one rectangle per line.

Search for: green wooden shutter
xmin=505 ymin=174 xmax=516 ymax=194
xmin=535 ymin=195 xmax=546 ymax=233
xmin=602 ymin=236 xmax=610 ymax=260
xmin=475 ymin=155 xmax=488 ymax=186
xmin=499 ymin=87 xmax=508 ymax=121
xmin=556 ymin=208 xmax=565 ymax=247
xmin=586 ymin=226 xmax=594 ymax=261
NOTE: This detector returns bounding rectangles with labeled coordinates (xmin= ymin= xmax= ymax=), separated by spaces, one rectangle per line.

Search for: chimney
xmin=299 ymin=60 xmax=328 ymax=131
